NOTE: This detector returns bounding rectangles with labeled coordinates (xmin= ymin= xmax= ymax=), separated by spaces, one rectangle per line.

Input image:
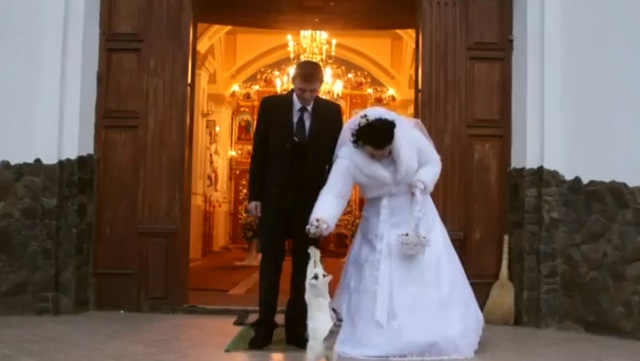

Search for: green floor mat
xmin=224 ymin=326 xmax=303 ymax=352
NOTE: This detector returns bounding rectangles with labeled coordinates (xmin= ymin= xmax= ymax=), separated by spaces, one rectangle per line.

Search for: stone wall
xmin=3 ymin=156 xmax=639 ymax=329
xmin=510 ymin=167 xmax=640 ymax=339
xmin=0 ymin=156 xmax=95 ymax=315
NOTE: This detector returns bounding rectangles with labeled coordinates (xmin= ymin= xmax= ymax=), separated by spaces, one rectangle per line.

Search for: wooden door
xmin=94 ymin=0 xmax=192 ymax=311
xmin=417 ymin=0 xmax=512 ymax=305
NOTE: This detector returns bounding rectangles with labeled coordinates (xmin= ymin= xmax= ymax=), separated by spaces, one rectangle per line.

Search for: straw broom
xmin=482 ymin=234 xmax=515 ymax=325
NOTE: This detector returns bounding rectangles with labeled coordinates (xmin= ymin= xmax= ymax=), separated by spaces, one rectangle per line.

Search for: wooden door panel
xmin=194 ymin=0 xmax=417 ymax=30
xmin=95 ymin=0 xmax=191 ymax=311
xmin=463 ymin=0 xmax=512 ymax=306
xmin=465 ymin=131 xmax=505 ymax=277
xmin=418 ymin=0 xmax=512 ymax=305
xmin=420 ymin=0 xmax=467 ymax=242
xmin=467 ymin=58 xmax=504 ymax=125
xmin=94 ymin=128 xmax=140 ymax=310
xmin=141 ymin=228 xmax=171 ymax=301
xmin=104 ymin=50 xmax=143 ymax=117
xmin=105 ymin=0 xmax=144 ymax=38
xmin=95 ymin=129 xmax=139 ymax=271
xmin=136 ymin=0 xmax=191 ymax=310
xmin=94 ymin=0 xmax=146 ymax=311
xmin=467 ymin=0 xmax=506 ymax=47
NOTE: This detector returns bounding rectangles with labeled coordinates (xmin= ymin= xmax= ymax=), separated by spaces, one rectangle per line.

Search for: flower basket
xmin=240 ymin=214 xmax=259 ymax=244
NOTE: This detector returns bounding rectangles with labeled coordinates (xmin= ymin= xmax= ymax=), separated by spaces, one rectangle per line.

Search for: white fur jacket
xmin=309 ymin=109 xmax=442 ymax=230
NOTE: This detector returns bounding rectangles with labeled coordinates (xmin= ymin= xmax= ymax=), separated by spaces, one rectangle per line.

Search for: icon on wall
xmin=234 ymin=110 xmax=254 ymax=144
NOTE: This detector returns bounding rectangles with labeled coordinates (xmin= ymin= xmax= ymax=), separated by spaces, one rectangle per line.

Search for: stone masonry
xmin=0 ymin=156 xmax=94 ymax=315
xmin=3 ymin=156 xmax=640 ymax=343
xmin=510 ymin=167 xmax=640 ymax=339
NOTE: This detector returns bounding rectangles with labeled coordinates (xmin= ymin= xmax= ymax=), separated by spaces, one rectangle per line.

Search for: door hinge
xmin=508 ymin=34 xmax=514 ymax=41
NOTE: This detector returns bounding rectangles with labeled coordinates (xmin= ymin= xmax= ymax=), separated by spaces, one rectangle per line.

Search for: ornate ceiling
xmin=196 ymin=25 xmax=417 ymax=100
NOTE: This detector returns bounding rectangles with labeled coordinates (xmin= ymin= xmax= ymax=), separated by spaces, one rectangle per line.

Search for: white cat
xmin=305 ymin=246 xmax=335 ymax=361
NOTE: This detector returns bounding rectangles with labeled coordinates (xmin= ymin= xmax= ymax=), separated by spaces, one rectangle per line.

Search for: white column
xmin=189 ymin=70 xmax=210 ymax=260
xmin=540 ymin=0 xmax=564 ymax=171
xmin=0 ymin=0 xmax=64 ymax=162
xmin=512 ymin=0 xmax=545 ymax=168
xmin=213 ymin=102 xmax=233 ymax=251
xmin=511 ymin=0 xmax=563 ymax=169
xmin=511 ymin=0 xmax=530 ymax=167
xmin=0 ymin=0 xmax=99 ymax=163
xmin=77 ymin=0 xmax=100 ymax=156
xmin=58 ymin=0 xmax=100 ymax=160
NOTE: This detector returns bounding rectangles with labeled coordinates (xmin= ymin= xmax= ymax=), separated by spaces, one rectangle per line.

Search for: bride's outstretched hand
xmin=306 ymin=218 xmax=331 ymax=238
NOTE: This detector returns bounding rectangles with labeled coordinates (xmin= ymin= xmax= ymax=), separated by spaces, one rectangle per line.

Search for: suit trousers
xmin=255 ymin=191 xmax=317 ymax=335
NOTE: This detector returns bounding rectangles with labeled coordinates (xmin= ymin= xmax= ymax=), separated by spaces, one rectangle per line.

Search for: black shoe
xmin=248 ymin=328 xmax=274 ymax=350
xmin=285 ymin=332 xmax=308 ymax=349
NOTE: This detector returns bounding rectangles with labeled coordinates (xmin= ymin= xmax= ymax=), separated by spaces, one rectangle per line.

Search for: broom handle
xmin=498 ymin=234 xmax=509 ymax=280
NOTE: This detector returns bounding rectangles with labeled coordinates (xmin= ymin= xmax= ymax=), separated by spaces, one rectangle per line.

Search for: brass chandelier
xmin=281 ymin=30 xmax=341 ymax=98
xmin=287 ymin=30 xmax=336 ymax=66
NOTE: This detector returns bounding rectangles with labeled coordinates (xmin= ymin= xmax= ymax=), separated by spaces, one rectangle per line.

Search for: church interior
xmin=187 ymin=24 xmax=417 ymax=307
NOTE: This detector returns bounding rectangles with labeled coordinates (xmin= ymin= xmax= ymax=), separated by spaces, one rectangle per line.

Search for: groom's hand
xmin=247 ymin=201 xmax=261 ymax=217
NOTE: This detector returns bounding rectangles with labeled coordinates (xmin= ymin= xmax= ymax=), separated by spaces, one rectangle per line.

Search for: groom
xmin=247 ymin=60 xmax=343 ymax=349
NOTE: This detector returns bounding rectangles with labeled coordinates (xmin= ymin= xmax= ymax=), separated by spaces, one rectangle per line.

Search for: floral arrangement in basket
xmin=236 ymin=212 xmax=261 ymax=266
xmin=241 ymin=213 xmax=259 ymax=244
xmin=397 ymin=184 xmax=431 ymax=257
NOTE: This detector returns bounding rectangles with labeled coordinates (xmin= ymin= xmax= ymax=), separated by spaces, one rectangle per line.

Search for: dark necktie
xmin=295 ymin=106 xmax=308 ymax=142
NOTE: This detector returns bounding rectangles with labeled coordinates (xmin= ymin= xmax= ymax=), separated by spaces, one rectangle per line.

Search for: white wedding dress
xmin=309 ymin=107 xmax=484 ymax=360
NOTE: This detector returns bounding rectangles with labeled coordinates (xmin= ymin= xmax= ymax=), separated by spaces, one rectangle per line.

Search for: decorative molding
xmin=204 ymin=55 xmax=216 ymax=75
xmin=196 ymin=25 xmax=233 ymax=53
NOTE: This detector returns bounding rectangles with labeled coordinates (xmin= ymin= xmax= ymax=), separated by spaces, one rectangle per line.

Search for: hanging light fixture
xmin=281 ymin=30 xmax=340 ymax=98
xmin=229 ymin=30 xmax=396 ymax=105
xmin=287 ymin=30 xmax=336 ymax=66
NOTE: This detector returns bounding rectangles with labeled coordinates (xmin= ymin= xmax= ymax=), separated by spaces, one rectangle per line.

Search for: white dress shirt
xmin=292 ymin=93 xmax=313 ymax=136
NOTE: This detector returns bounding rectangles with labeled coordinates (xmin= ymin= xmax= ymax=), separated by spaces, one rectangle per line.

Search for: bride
xmin=306 ymin=107 xmax=484 ymax=359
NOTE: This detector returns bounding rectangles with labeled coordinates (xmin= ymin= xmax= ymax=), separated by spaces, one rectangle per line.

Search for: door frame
xmin=93 ymin=0 xmax=512 ymax=311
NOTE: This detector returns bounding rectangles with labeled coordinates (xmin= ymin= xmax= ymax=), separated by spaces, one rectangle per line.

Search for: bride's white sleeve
xmin=413 ymin=130 xmax=442 ymax=193
xmin=309 ymin=155 xmax=354 ymax=231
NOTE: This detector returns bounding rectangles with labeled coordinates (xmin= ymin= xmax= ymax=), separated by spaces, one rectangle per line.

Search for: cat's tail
xmin=330 ymin=307 xmax=343 ymax=328
xmin=329 ymin=308 xmax=342 ymax=361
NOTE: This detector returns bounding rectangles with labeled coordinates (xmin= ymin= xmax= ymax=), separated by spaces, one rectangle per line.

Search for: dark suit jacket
xmin=248 ymin=91 xmax=343 ymax=236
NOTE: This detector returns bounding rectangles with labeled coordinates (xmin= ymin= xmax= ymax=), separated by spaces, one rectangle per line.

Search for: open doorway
xmin=186 ymin=26 xmax=417 ymax=307
xmin=93 ymin=0 xmax=510 ymax=312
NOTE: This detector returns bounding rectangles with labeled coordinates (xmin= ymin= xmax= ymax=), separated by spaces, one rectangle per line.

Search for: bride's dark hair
xmin=351 ymin=118 xmax=396 ymax=150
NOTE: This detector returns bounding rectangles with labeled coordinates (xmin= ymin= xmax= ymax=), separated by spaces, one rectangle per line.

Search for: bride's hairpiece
xmin=357 ymin=113 xmax=372 ymax=127
xmin=350 ymin=111 xmax=396 ymax=149
xmin=350 ymin=113 xmax=373 ymax=147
